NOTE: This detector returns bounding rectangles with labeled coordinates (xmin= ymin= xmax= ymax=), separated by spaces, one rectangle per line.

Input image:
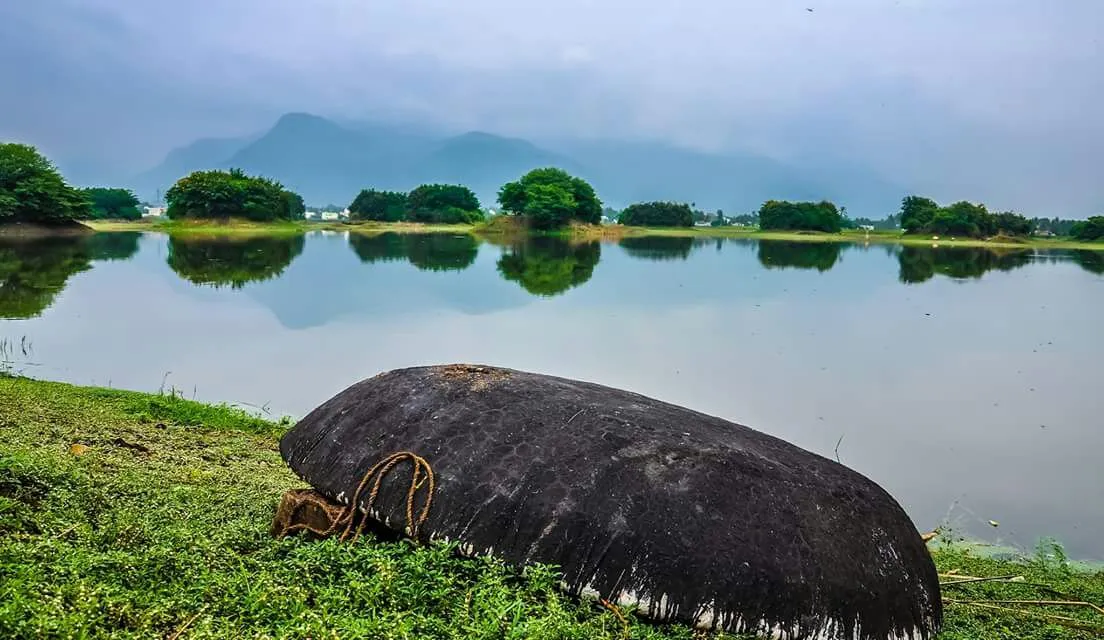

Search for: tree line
xmin=349 ymin=167 xmax=602 ymax=229
xmin=349 ymin=184 xmax=483 ymax=224
xmin=3 ymin=143 xmax=1102 ymax=240
xmin=899 ymin=196 xmax=1034 ymax=238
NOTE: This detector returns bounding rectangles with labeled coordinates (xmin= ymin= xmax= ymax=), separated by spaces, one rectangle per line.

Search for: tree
xmin=496 ymin=237 xmax=601 ymax=296
xmin=1031 ymin=217 xmax=1079 ymax=236
xmin=165 ymin=169 xmax=303 ymax=221
xmin=79 ymin=187 xmax=141 ymax=220
xmin=283 ymin=191 xmax=306 ymax=220
xmin=348 ymin=189 xmax=408 ymax=222
xmin=758 ymin=200 xmax=843 ymax=232
xmin=0 ymin=143 xmax=91 ymax=223
xmin=1070 ymin=216 xmax=1104 ymax=241
xmin=166 ymin=235 xmax=305 ymax=288
xmin=851 ymin=214 xmax=900 ymax=231
xmin=406 ymin=184 xmax=483 ymax=224
xmin=929 ymin=201 xmax=987 ymax=237
xmin=899 ymin=196 xmax=1032 ymax=238
xmin=899 ymin=196 xmax=940 ymax=234
xmin=496 ymin=168 xmax=603 ymax=230
xmin=522 ymin=183 xmax=575 ymax=230
xmin=618 ymin=201 xmax=694 ymax=227
xmin=992 ymin=211 xmax=1034 ymax=236
xmin=729 ymin=213 xmax=759 ymax=227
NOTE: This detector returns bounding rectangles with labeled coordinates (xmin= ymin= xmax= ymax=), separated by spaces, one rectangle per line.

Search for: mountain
xmin=418 ymin=132 xmax=581 ymax=205
xmin=131 ymin=134 xmax=258 ymax=202
xmin=553 ymin=140 xmax=902 ymax=216
xmin=130 ymin=112 xmax=904 ymax=215
xmin=219 ymin=112 xmax=435 ymax=203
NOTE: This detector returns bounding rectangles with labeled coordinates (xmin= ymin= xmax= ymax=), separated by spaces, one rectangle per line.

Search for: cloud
xmin=1 ymin=0 xmax=1102 ymax=213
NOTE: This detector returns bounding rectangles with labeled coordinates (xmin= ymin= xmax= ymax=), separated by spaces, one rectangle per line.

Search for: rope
xmin=279 ymin=451 xmax=435 ymax=543
xmin=599 ymin=598 xmax=630 ymax=639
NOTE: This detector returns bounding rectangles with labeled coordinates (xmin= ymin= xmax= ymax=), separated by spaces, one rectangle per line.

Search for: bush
xmin=618 ymin=201 xmax=693 ymax=227
xmin=497 ymin=168 xmax=602 ymax=230
xmin=406 ymin=184 xmax=483 ymax=224
xmin=1070 ymin=216 xmax=1104 ymax=241
xmin=79 ymin=187 xmax=141 ymax=220
xmin=348 ymin=189 xmax=408 ymax=222
xmin=165 ymin=169 xmax=303 ymax=221
xmin=0 ymin=143 xmax=91 ymax=223
xmin=758 ymin=200 xmax=843 ymax=233
xmin=898 ymin=195 xmax=1034 ymax=238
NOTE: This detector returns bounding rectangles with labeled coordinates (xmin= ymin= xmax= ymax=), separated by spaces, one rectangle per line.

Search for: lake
xmin=2 ymin=231 xmax=1102 ymax=559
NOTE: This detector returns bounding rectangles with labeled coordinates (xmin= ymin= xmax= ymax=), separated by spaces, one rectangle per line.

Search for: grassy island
xmin=1 ymin=375 xmax=1101 ymax=639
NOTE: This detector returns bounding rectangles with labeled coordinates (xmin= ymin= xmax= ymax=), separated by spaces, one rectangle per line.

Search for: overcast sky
xmin=1 ymin=0 xmax=1101 ymax=214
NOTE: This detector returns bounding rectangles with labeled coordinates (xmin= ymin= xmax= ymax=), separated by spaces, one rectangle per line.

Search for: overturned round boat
xmin=279 ymin=364 xmax=941 ymax=639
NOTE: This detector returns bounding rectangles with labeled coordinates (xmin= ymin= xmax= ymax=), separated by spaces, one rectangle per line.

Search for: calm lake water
xmin=2 ymin=231 xmax=1102 ymax=559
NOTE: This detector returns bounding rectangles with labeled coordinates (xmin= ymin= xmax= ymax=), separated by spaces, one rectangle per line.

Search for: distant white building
xmin=303 ymin=210 xmax=319 ymax=220
xmin=320 ymin=211 xmax=341 ymax=221
xmin=143 ymin=206 xmax=165 ymax=217
xmin=859 ymin=225 xmax=875 ymax=231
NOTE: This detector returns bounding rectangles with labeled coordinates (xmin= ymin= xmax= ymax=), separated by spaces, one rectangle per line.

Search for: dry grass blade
xmin=167 ymin=606 xmax=207 ymax=640
xmin=945 ymin=601 xmax=1104 ymax=633
xmin=940 ymin=574 xmax=1023 ymax=586
xmin=947 ymin=598 xmax=1104 ymax=616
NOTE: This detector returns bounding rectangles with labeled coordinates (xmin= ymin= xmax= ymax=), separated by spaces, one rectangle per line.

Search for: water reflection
xmin=348 ymin=232 xmax=479 ymax=272
xmin=84 ymin=232 xmax=142 ymax=262
xmin=3 ymin=232 xmax=1102 ymax=319
xmin=0 ymin=238 xmax=93 ymax=319
xmin=758 ymin=241 xmax=844 ymax=272
xmin=166 ymin=235 xmax=305 ymax=288
xmin=618 ymin=236 xmax=698 ymax=261
xmin=496 ymin=236 xmax=601 ymax=296
xmin=1071 ymin=250 xmax=1104 ymax=275
xmin=897 ymin=246 xmax=1033 ymax=284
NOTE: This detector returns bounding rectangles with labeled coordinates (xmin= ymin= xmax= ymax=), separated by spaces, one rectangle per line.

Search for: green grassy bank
xmin=79 ymin=218 xmax=1104 ymax=250
xmin=1 ymin=376 xmax=1101 ymax=639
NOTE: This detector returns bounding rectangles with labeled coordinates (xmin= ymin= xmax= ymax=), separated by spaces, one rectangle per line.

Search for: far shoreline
xmin=61 ymin=218 xmax=1104 ymax=251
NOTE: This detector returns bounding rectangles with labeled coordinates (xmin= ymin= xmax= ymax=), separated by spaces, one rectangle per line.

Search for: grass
xmin=80 ymin=218 xmax=1104 ymax=251
xmin=1 ymin=375 xmax=1101 ymax=639
xmin=84 ymin=218 xmax=316 ymax=237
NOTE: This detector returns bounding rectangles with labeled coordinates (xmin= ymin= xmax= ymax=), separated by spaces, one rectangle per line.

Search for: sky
xmin=1 ymin=0 xmax=1101 ymax=215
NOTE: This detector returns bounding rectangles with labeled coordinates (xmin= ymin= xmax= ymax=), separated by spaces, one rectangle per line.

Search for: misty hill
xmin=419 ymin=132 xmax=580 ymax=194
xmin=131 ymin=134 xmax=258 ymax=201
xmin=130 ymin=113 xmax=903 ymax=215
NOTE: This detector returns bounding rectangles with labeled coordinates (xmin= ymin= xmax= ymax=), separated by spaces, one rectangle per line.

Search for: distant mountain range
xmin=128 ymin=112 xmax=905 ymax=216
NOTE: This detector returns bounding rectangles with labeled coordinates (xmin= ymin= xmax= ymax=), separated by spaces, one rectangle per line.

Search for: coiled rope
xmin=280 ymin=451 xmax=435 ymax=543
